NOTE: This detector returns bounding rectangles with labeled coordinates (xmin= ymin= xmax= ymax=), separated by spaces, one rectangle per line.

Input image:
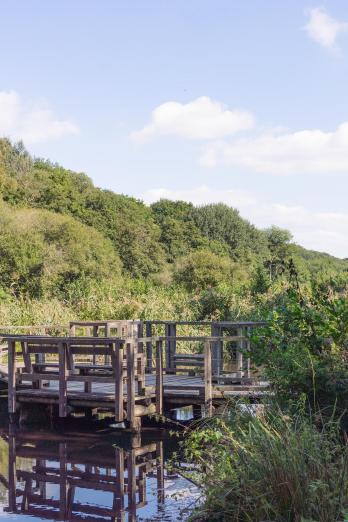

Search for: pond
xmin=0 ymin=401 xmax=200 ymax=521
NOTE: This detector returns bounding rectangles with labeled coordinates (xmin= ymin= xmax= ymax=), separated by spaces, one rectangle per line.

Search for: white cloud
xmin=304 ymin=7 xmax=348 ymax=49
xmin=200 ymin=122 xmax=348 ymax=175
xmin=0 ymin=91 xmax=79 ymax=145
xmin=143 ymin=185 xmax=256 ymax=207
xmin=141 ymin=185 xmax=348 ymax=258
xmin=130 ymin=96 xmax=255 ymax=143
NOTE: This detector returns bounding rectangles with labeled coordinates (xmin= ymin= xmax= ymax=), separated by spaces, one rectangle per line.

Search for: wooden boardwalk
xmin=0 ymin=320 xmax=267 ymax=429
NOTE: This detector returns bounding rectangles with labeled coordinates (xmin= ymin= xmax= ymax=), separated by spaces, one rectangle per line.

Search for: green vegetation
xmin=1 ymin=138 xmax=348 ymax=520
xmin=184 ymin=410 xmax=348 ymax=522
xmin=182 ymin=280 xmax=348 ymax=521
xmin=0 ymin=137 xmax=346 ymax=319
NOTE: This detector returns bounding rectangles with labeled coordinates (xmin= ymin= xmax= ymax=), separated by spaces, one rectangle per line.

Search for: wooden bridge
xmin=0 ymin=319 xmax=267 ymax=429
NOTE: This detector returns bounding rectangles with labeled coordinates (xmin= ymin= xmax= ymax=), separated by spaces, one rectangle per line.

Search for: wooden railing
xmin=6 ymin=335 xmax=163 ymax=427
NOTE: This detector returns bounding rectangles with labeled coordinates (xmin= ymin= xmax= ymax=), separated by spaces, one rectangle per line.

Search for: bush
xmin=184 ymin=408 xmax=348 ymax=522
xmin=173 ymin=249 xmax=248 ymax=292
xmin=251 ymin=283 xmax=348 ymax=424
xmin=0 ymin=202 xmax=123 ymax=297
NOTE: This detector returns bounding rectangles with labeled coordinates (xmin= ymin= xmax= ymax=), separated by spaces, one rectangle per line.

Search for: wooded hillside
xmin=0 ymin=138 xmax=347 ymax=315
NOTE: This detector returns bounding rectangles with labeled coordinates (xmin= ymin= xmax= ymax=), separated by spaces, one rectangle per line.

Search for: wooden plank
xmin=211 ymin=324 xmax=222 ymax=376
xmin=145 ymin=322 xmax=153 ymax=373
xmin=8 ymin=340 xmax=16 ymax=415
xmin=126 ymin=341 xmax=135 ymax=426
xmin=204 ymin=340 xmax=213 ymax=416
xmin=21 ymin=341 xmax=32 ymax=373
xmin=58 ymin=342 xmax=68 ymax=417
xmin=236 ymin=327 xmax=244 ymax=378
xmin=155 ymin=340 xmax=163 ymax=415
xmin=113 ymin=342 xmax=124 ymax=422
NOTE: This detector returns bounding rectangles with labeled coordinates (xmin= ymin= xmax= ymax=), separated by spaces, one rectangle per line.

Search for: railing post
xmin=155 ymin=340 xmax=163 ymax=415
xmin=126 ymin=341 xmax=135 ymax=427
xmin=113 ymin=341 xmax=124 ymax=422
xmin=145 ymin=322 xmax=153 ymax=373
xmin=211 ymin=323 xmax=223 ymax=376
xmin=8 ymin=340 xmax=16 ymax=417
xmin=204 ymin=340 xmax=213 ymax=417
xmin=236 ymin=327 xmax=244 ymax=379
xmin=58 ymin=342 xmax=68 ymax=417
xmin=246 ymin=326 xmax=251 ymax=379
xmin=164 ymin=323 xmax=176 ymax=371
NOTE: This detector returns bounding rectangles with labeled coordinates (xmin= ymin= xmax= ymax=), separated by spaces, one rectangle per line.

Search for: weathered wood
xmin=155 ymin=340 xmax=163 ymax=415
xmin=58 ymin=342 xmax=68 ymax=417
xmin=126 ymin=341 xmax=135 ymax=426
xmin=113 ymin=341 xmax=124 ymax=422
xmin=164 ymin=322 xmax=177 ymax=371
xmin=236 ymin=327 xmax=244 ymax=378
xmin=204 ymin=340 xmax=213 ymax=417
xmin=145 ymin=322 xmax=153 ymax=373
xmin=8 ymin=340 xmax=16 ymax=415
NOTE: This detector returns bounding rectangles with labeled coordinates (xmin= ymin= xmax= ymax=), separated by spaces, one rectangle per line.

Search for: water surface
xmin=0 ymin=403 xmax=199 ymax=521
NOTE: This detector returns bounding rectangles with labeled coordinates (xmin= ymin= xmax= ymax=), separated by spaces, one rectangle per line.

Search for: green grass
xmin=183 ymin=407 xmax=348 ymax=522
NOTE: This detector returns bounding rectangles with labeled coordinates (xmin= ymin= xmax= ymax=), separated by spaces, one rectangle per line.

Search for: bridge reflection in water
xmin=0 ymin=428 xmax=194 ymax=522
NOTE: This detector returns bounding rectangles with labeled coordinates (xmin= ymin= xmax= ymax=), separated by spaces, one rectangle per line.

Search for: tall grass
xmin=184 ymin=407 xmax=348 ymax=522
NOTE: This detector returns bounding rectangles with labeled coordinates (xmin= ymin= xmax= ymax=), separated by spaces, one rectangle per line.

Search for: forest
xmin=0 ymin=137 xmax=347 ymax=326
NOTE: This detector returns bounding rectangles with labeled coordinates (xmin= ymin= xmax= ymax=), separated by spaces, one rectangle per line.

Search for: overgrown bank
xmin=181 ymin=281 xmax=348 ymax=521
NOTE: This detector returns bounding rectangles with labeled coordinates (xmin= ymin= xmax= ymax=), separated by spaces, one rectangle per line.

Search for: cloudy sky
xmin=1 ymin=1 xmax=348 ymax=258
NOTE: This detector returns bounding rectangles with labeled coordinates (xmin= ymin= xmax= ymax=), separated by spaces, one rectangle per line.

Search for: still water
xmin=0 ymin=404 xmax=200 ymax=521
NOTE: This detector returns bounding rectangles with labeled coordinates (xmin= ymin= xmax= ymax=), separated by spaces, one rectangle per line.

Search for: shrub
xmin=184 ymin=408 xmax=348 ymax=522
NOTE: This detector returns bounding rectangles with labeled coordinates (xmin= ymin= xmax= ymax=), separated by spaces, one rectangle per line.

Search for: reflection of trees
xmin=1 ymin=431 xmax=164 ymax=522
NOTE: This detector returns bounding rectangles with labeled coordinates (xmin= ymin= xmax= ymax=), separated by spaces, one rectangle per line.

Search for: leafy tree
xmin=192 ymin=203 xmax=268 ymax=261
xmin=264 ymin=226 xmax=292 ymax=281
xmin=173 ymin=249 xmax=247 ymax=291
xmin=0 ymin=202 xmax=122 ymax=297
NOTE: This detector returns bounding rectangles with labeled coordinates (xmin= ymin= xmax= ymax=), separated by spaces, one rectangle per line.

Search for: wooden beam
xmin=204 ymin=341 xmax=213 ymax=417
xmin=145 ymin=322 xmax=153 ymax=373
xmin=58 ymin=342 xmax=68 ymax=418
xmin=126 ymin=341 xmax=135 ymax=426
xmin=113 ymin=342 xmax=124 ymax=422
xmin=8 ymin=340 xmax=16 ymax=415
xmin=155 ymin=340 xmax=163 ymax=415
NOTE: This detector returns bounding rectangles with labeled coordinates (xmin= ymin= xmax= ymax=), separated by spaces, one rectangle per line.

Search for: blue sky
xmin=1 ymin=1 xmax=348 ymax=257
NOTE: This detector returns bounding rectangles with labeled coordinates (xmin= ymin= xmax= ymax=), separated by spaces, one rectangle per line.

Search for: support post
xmin=113 ymin=341 xmax=124 ymax=422
xmin=246 ymin=326 xmax=251 ymax=379
xmin=8 ymin=340 xmax=16 ymax=416
xmin=164 ymin=323 xmax=177 ymax=371
xmin=58 ymin=342 xmax=68 ymax=417
xmin=211 ymin=323 xmax=223 ymax=376
xmin=126 ymin=341 xmax=135 ymax=427
xmin=236 ymin=327 xmax=244 ymax=379
xmin=145 ymin=322 xmax=153 ymax=373
xmin=156 ymin=340 xmax=163 ymax=415
xmin=204 ymin=340 xmax=213 ymax=417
